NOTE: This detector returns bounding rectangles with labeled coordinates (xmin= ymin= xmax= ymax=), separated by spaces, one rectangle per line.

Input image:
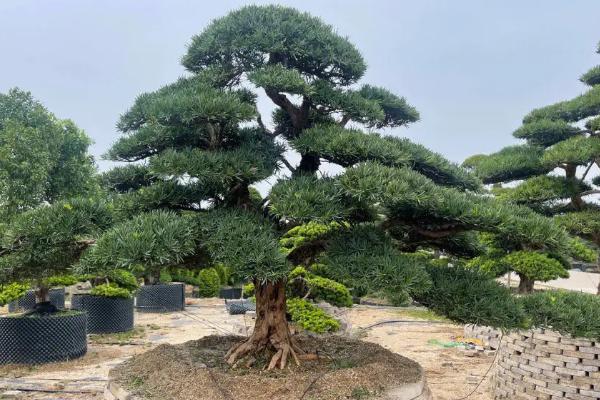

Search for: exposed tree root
xmin=224 ymin=279 xmax=305 ymax=370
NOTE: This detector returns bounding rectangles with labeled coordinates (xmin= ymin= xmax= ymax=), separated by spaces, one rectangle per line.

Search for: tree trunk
xmin=35 ymin=285 xmax=50 ymax=304
xmin=33 ymin=284 xmax=57 ymax=313
xmin=225 ymin=279 xmax=301 ymax=369
xmin=295 ymin=153 xmax=320 ymax=176
xmin=517 ymin=274 xmax=534 ymax=294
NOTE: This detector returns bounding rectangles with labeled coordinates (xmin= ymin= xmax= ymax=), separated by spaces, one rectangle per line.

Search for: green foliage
xmin=269 ymin=176 xmax=352 ymax=223
xmin=214 ymin=263 xmax=232 ymax=286
xmin=90 ymin=283 xmax=132 ymax=299
xmin=512 ymin=119 xmax=580 ymax=147
xmin=497 ymin=176 xmax=590 ymax=206
xmin=524 ymin=85 xmax=600 ymax=123
xmin=323 ymin=224 xmax=432 ymax=302
xmin=288 ymin=266 xmax=353 ymax=307
xmin=555 ymin=210 xmax=600 ymax=240
xmin=464 ymin=145 xmax=550 ymax=183
xmin=78 ymin=211 xmax=197 ymax=279
xmin=503 ymin=251 xmax=568 ymax=282
xmin=0 ymin=89 xmax=98 ymax=218
xmin=279 ymin=221 xmax=348 ymax=255
xmin=108 ymin=269 xmax=139 ymax=292
xmin=159 ymin=269 xmax=172 ymax=283
xmin=465 ymin=256 xmax=510 ymax=278
xmin=340 ymin=163 xmax=569 ymax=253
xmin=248 ymin=64 xmax=310 ymax=95
xmin=1 ymin=198 xmax=113 ymax=284
xmin=0 ymin=282 xmax=30 ymax=306
xmin=567 ymin=238 xmax=597 ymax=263
xmin=415 ymin=266 xmax=525 ymax=329
xmin=521 ymin=290 xmax=600 ymax=340
xmin=306 ymin=275 xmax=353 ymax=307
xmin=542 ymin=135 xmax=600 ymax=166
xmin=101 ymin=165 xmax=155 ymax=193
xmin=292 ymin=124 xmax=480 ymax=190
xmin=182 ymin=5 xmax=366 ymax=85
xmin=242 ymin=282 xmax=255 ymax=298
xmin=580 ymin=65 xmax=600 ymax=87
xmin=357 ymin=84 xmax=420 ymax=128
xmin=44 ymin=274 xmax=79 ymax=287
xmin=196 ymin=268 xmax=220 ymax=297
xmin=286 ymin=298 xmax=340 ymax=333
xmin=196 ymin=209 xmax=288 ymax=282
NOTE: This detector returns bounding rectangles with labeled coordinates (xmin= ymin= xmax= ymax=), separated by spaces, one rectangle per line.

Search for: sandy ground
xmin=0 ymin=299 xmax=494 ymax=400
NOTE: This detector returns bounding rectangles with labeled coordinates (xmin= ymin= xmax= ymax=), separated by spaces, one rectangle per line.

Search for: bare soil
xmin=110 ymin=335 xmax=423 ymax=400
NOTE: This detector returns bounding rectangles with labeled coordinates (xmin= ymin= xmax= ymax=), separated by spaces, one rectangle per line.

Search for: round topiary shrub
xmin=196 ymin=268 xmax=220 ymax=298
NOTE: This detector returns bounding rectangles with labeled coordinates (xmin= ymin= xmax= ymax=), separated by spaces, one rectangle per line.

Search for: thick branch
xmin=265 ymin=88 xmax=301 ymax=127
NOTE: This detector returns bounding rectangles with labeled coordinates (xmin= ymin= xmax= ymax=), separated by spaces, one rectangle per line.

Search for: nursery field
xmin=0 ymin=298 xmax=493 ymax=400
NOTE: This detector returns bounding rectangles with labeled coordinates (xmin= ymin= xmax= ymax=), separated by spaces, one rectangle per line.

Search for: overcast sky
xmin=1 ymin=0 xmax=599 ymax=176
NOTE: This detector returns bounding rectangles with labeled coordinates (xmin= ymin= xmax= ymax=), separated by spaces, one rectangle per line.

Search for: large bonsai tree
xmin=464 ymin=41 xmax=600 ymax=293
xmin=80 ymin=6 xmax=575 ymax=369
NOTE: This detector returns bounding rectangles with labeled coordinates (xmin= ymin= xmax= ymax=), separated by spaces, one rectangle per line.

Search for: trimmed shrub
xmin=286 ymin=298 xmax=340 ymax=333
xmin=90 ymin=283 xmax=131 ymax=299
xmin=45 ymin=274 xmax=79 ymax=287
xmin=196 ymin=268 xmax=220 ymax=297
xmin=503 ymin=251 xmax=568 ymax=282
xmin=108 ymin=269 xmax=139 ymax=292
xmin=0 ymin=282 xmax=30 ymax=306
xmin=159 ymin=269 xmax=172 ymax=283
xmin=306 ymin=276 xmax=353 ymax=307
xmin=521 ymin=290 xmax=600 ymax=340
xmin=415 ymin=266 xmax=525 ymax=329
xmin=242 ymin=282 xmax=255 ymax=298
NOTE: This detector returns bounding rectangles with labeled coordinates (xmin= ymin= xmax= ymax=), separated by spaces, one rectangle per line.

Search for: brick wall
xmin=464 ymin=324 xmax=502 ymax=349
xmin=494 ymin=328 xmax=600 ymax=399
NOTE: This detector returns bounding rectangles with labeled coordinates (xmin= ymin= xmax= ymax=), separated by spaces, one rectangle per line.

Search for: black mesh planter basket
xmin=225 ymin=299 xmax=256 ymax=315
xmin=8 ymin=288 xmax=65 ymax=313
xmin=0 ymin=312 xmax=87 ymax=365
xmin=71 ymin=294 xmax=134 ymax=334
xmin=135 ymin=283 xmax=185 ymax=313
xmin=219 ymin=287 xmax=242 ymax=300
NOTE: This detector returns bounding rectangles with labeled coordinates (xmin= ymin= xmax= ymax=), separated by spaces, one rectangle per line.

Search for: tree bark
xmin=296 ymin=153 xmax=321 ymax=176
xmin=225 ymin=279 xmax=302 ymax=369
xmin=517 ymin=274 xmax=535 ymax=294
xmin=35 ymin=285 xmax=50 ymax=304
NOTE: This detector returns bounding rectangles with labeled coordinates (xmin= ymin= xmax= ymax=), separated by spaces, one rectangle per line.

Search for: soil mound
xmin=109 ymin=334 xmax=428 ymax=400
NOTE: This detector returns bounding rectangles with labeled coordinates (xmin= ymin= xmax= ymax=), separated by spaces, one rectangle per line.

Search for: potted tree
xmin=70 ymin=270 xmax=138 ymax=334
xmin=0 ymin=198 xmax=112 ymax=364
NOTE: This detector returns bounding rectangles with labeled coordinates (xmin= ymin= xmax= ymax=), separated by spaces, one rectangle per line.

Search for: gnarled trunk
xmin=517 ymin=274 xmax=534 ymax=294
xmin=225 ymin=279 xmax=302 ymax=369
xmin=33 ymin=284 xmax=57 ymax=314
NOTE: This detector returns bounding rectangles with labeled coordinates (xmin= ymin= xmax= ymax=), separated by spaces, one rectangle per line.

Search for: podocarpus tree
xmin=0 ymin=89 xmax=98 ymax=220
xmin=82 ymin=6 xmax=575 ymax=369
xmin=464 ymin=42 xmax=600 ymax=293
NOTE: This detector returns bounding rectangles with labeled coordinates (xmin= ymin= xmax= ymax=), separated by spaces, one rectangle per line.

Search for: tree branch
xmin=339 ymin=114 xmax=351 ymax=127
xmin=280 ymin=157 xmax=296 ymax=174
xmin=582 ymin=159 xmax=595 ymax=180
xmin=580 ymin=189 xmax=600 ymax=197
xmin=264 ymin=89 xmax=301 ymax=127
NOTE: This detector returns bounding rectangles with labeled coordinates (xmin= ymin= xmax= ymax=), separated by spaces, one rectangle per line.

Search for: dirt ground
xmin=0 ymin=299 xmax=494 ymax=400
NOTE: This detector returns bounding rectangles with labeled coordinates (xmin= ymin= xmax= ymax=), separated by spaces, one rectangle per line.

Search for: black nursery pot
xmin=135 ymin=283 xmax=185 ymax=313
xmin=219 ymin=287 xmax=242 ymax=300
xmin=0 ymin=311 xmax=87 ymax=365
xmin=71 ymin=294 xmax=134 ymax=334
xmin=8 ymin=288 xmax=65 ymax=313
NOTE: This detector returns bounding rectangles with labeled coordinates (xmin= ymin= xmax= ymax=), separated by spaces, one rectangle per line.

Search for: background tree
xmin=464 ymin=42 xmax=600 ymax=292
xmin=0 ymin=89 xmax=98 ymax=220
xmin=82 ymin=6 xmax=576 ymax=369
